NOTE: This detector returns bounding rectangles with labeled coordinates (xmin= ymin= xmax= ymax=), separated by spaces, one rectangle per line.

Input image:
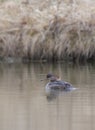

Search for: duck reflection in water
xmin=45 ymin=73 xmax=76 ymax=91
xmin=46 ymin=90 xmax=60 ymax=101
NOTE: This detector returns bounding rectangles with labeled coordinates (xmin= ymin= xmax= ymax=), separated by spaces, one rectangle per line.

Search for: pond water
xmin=0 ymin=62 xmax=95 ymax=130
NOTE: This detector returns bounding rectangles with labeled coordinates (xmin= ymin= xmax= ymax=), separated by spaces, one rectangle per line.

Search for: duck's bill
xmin=40 ymin=78 xmax=47 ymax=81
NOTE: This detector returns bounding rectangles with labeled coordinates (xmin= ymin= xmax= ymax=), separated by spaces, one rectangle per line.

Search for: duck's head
xmin=46 ymin=73 xmax=59 ymax=82
xmin=46 ymin=73 xmax=53 ymax=79
xmin=41 ymin=73 xmax=60 ymax=82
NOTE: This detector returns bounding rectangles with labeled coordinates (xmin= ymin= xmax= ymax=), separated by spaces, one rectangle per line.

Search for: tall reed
xmin=0 ymin=0 xmax=95 ymax=62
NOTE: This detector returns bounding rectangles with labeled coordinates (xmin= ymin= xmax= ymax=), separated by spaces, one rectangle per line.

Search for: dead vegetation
xmin=0 ymin=0 xmax=95 ymax=62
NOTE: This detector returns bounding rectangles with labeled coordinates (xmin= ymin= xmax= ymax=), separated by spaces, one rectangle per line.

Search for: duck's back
xmin=45 ymin=80 xmax=74 ymax=91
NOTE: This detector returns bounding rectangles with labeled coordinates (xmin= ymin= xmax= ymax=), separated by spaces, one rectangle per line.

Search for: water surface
xmin=0 ymin=62 xmax=95 ymax=130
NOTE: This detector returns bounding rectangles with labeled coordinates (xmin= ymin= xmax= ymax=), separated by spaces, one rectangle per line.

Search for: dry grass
xmin=0 ymin=0 xmax=95 ymax=62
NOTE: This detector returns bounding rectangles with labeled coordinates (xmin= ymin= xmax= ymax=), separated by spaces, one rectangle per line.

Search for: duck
xmin=45 ymin=73 xmax=76 ymax=91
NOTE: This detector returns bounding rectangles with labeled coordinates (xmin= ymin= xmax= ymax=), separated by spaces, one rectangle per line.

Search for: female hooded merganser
xmin=45 ymin=73 xmax=76 ymax=91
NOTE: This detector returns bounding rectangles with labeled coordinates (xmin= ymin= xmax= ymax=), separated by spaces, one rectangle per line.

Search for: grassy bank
xmin=0 ymin=0 xmax=95 ymax=62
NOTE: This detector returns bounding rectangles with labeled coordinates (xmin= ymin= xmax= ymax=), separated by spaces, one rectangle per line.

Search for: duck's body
xmin=46 ymin=80 xmax=75 ymax=91
xmin=45 ymin=73 xmax=76 ymax=91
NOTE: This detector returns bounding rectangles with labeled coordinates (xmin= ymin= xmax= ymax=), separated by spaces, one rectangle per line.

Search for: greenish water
xmin=0 ymin=62 xmax=95 ymax=130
